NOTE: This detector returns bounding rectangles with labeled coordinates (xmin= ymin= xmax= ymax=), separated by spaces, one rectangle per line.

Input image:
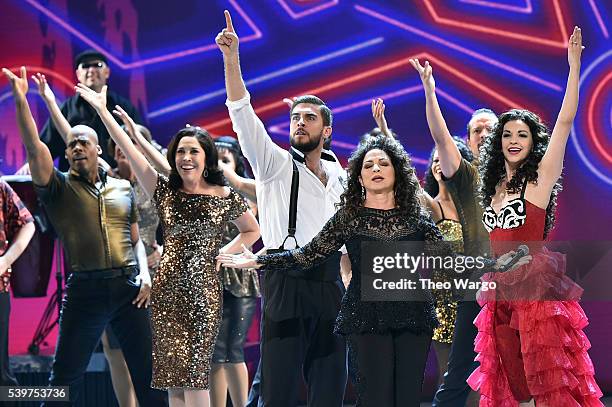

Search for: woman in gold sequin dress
xmin=75 ymin=85 xmax=260 ymax=407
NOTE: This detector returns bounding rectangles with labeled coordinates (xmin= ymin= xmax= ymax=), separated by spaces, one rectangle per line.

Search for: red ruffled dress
xmin=467 ymin=193 xmax=603 ymax=406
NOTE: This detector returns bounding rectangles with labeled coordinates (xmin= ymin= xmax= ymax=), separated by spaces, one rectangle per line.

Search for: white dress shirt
xmin=226 ymin=93 xmax=346 ymax=250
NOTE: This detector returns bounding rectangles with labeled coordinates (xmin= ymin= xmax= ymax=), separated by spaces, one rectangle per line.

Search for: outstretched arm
xmin=31 ymin=73 xmax=71 ymax=144
xmin=539 ymin=26 xmax=583 ymax=186
xmin=114 ymin=106 xmax=171 ymax=176
xmin=410 ymin=59 xmax=461 ymax=178
xmin=75 ymin=84 xmax=158 ymax=196
xmin=2 ymin=67 xmax=54 ymax=186
xmin=371 ymin=98 xmax=394 ymax=138
xmin=218 ymin=209 xmax=349 ymax=272
xmin=217 ymin=10 xmax=246 ymax=102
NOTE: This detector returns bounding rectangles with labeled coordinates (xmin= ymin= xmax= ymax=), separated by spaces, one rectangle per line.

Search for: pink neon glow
xmin=587 ymin=71 xmax=612 ymax=164
xmin=354 ymin=5 xmax=562 ymax=92
xmin=22 ymin=0 xmax=262 ymax=70
xmin=202 ymin=51 xmax=522 ymax=131
xmin=276 ymin=0 xmax=339 ymax=19
xmin=459 ymin=0 xmax=532 ymax=14
xmin=3 ymin=66 xmax=74 ymax=89
xmin=588 ymin=0 xmax=610 ymax=38
xmin=421 ymin=0 xmax=567 ymax=48
xmin=266 ymin=83 xmax=473 ymax=162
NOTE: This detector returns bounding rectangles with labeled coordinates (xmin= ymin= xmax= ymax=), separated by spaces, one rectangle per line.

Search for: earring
xmin=361 ymin=185 xmax=366 ymax=200
xmin=204 ymin=168 xmax=209 ymax=178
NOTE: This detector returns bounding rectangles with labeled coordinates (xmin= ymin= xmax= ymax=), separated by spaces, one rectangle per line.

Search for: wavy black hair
xmin=338 ymin=136 xmax=425 ymax=220
xmin=215 ymin=136 xmax=248 ymax=178
xmin=424 ymin=137 xmax=474 ymax=197
xmin=478 ymin=109 xmax=562 ymax=238
xmin=166 ymin=127 xmax=225 ymax=190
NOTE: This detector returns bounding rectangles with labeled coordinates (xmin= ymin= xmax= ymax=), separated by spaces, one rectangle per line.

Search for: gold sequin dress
xmin=431 ymin=207 xmax=464 ymax=344
xmin=151 ymin=175 xmax=248 ymax=389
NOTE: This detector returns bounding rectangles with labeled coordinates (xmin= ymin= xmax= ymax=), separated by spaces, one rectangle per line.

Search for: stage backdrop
xmin=1 ymin=0 xmax=611 ymax=390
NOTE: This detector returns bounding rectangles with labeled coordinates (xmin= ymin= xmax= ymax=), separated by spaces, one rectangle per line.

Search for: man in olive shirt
xmin=411 ymin=59 xmax=496 ymax=406
xmin=2 ymin=66 xmax=166 ymax=406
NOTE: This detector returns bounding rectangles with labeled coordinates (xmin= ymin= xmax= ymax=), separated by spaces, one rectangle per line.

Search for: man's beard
xmin=290 ymin=131 xmax=322 ymax=154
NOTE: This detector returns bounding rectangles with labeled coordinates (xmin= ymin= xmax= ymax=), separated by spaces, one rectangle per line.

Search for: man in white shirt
xmin=217 ymin=11 xmax=348 ymax=407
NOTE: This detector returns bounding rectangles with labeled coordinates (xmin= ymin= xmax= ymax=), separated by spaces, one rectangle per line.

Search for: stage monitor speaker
xmin=2 ymin=175 xmax=55 ymax=297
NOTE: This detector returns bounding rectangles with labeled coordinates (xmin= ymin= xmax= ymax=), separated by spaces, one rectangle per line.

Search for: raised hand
xmin=31 ymin=73 xmax=56 ymax=105
xmin=75 ymin=83 xmax=108 ymax=113
xmin=215 ymin=10 xmax=239 ymax=56
xmin=410 ymin=58 xmax=435 ymax=93
xmin=2 ymin=67 xmax=29 ymax=98
xmin=283 ymin=97 xmax=297 ymax=109
xmin=568 ymin=26 xmax=583 ymax=68
xmin=113 ymin=105 xmax=138 ymax=137
xmin=216 ymin=244 xmax=259 ymax=269
xmin=371 ymin=98 xmax=390 ymax=136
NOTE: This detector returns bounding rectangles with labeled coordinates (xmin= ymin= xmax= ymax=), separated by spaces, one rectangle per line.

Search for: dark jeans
xmin=0 ymin=292 xmax=18 ymax=386
xmin=42 ymin=273 xmax=166 ymax=406
xmin=350 ymin=330 xmax=431 ymax=407
xmin=432 ymin=300 xmax=481 ymax=406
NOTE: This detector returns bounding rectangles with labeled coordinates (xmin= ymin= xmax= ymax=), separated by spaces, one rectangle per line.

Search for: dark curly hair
xmin=478 ymin=109 xmax=562 ymax=238
xmin=424 ymin=136 xmax=474 ymax=197
xmin=166 ymin=127 xmax=225 ymax=190
xmin=215 ymin=136 xmax=248 ymax=178
xmin=338 ymin=136 xmax=425 ymax=220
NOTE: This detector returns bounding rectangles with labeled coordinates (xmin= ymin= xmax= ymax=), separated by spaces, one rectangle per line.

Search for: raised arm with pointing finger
xmin=2 ymin=67 xmax=54 ymax=187
xmin=216 ymin=10 xmax=287 ymax=180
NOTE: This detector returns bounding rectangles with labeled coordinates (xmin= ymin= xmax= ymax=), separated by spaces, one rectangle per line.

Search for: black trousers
xmin=0 ymin=292 xmax=18 ymax=386
xmin=432 ymin=300 xmax=481 ymax=406
xmin=350 ymin=329 xmax=431 ymax=407
xmin=261 ymin=315 xmax=347 ymax=407
xmin=42 ymin=273 xmax=167 ymax=406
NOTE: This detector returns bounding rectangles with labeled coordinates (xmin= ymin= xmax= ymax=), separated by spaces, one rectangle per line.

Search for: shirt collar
xmin=69 ymin=166 xmax=108 ymax=186
xmin=290 ymin=147 xmax=337 ymax=164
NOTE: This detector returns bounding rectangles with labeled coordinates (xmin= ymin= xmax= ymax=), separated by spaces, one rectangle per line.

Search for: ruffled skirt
xmin=467 ymin=249 xmax=603 ymax=406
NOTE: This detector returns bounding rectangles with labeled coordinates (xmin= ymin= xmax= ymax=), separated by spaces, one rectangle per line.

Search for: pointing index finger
xmin=224 ymin=10 xmax=235 ymax=33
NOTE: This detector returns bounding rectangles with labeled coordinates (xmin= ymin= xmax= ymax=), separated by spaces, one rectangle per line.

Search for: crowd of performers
xmin=0 ymin=10 xmax=603 ymax=407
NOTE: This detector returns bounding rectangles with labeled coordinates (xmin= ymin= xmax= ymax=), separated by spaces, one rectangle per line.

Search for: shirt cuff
xmin=225 ymin=92 xmax=251 ymax=110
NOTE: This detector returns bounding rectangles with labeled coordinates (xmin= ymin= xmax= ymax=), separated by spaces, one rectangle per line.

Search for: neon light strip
xmin=147 ymin=37 xmax=384 ymax=119
xmin=276 ymin=0 xmax=339 ymax=19
xmin=2 ymin=66 xmax=74 ymax=89
xmin=570 ymin=49 xmax=612 ymax=186
xmin=458 ymin=0 xmax=532 ymax=14
xmin=22 ymin=0 xmax=262 ymax=69
xmin=201 ymin=52 xmax=509 ymax=132
xmin=588 ymin=0 xmax=610 ymax=38
xmin=354 ymin=5 xmax=562 ymax=92
xmin=421 ymin=0 xmax=567 ymax=48
xmin=587 ymin=70 xmax=612 ymax=163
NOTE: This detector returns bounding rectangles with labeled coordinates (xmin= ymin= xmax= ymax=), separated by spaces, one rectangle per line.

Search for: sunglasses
xmin=78 ymin=61 xmax=106 ymax=70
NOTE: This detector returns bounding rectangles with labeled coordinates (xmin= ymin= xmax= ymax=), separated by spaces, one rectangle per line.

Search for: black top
xmin=39 ymin=90 xmax=142 ymax=171
xmin=259 ymin=207 xmax=445 ymax=336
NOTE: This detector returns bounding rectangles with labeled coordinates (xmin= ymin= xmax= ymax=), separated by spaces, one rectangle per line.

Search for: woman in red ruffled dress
xmin=467 ymin=27 xmax=603 ymax=406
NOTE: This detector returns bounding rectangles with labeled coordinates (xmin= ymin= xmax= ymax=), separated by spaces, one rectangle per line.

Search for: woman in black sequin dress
xmin=76 ymin=85 xmax=260 ymax=407
xmin=220 ymin=137 xmax=446 ymax=407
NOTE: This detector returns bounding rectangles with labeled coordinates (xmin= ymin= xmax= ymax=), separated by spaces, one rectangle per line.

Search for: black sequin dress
xmin=151 ymin=175 xmax=248 ymax=389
